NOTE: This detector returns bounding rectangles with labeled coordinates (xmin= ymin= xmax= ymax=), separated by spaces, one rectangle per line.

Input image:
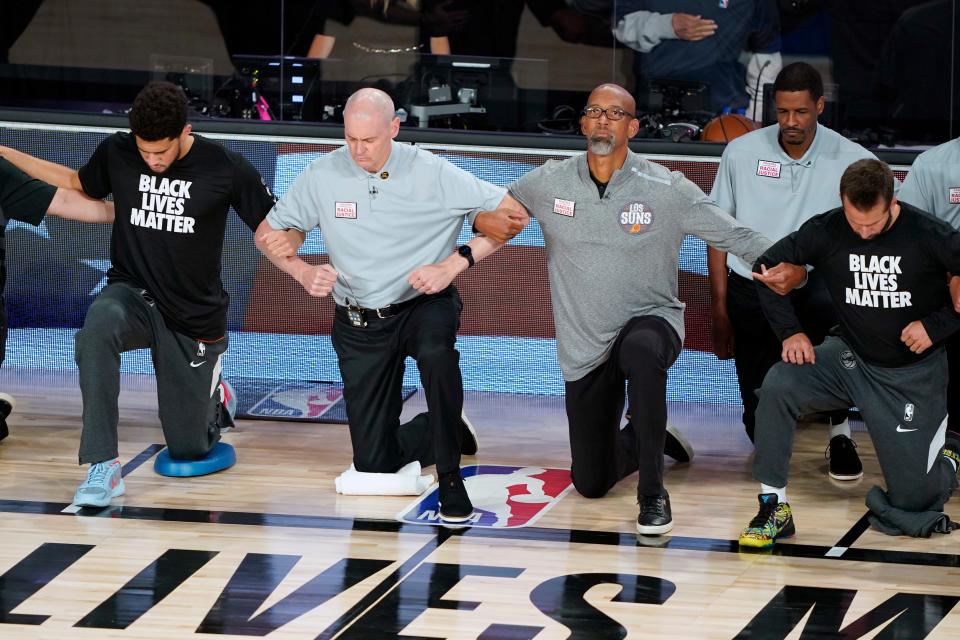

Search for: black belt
xmin=338 ymin=295 xmax=421 ymax=320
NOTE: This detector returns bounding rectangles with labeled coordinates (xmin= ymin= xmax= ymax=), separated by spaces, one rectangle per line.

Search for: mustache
xmin=589 ymin=130 xmax=615 ymax=140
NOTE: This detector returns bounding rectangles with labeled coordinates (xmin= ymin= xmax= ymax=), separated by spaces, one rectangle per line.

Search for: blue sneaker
xmin=74 ymin=458 xmax=125 ymax=507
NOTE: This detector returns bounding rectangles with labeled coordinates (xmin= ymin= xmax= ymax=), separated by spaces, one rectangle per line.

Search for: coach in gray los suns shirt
xmin=509 ymin=152 xmax=769 ymax=382
xmin=475 ymin=83 xmax=780 ymax=537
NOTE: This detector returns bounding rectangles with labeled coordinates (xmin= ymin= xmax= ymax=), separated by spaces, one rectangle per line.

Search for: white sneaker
xmin=74 ymin=458 xmax=125 ymax=507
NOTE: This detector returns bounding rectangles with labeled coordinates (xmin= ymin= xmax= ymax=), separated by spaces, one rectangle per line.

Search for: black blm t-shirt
xmin=755 ymin=203 xmax=960 ymax=367
xmin=78 ymin=133 xmax=275 ymax=339
xmin=0 ymin=157 xmax=54 ymax=291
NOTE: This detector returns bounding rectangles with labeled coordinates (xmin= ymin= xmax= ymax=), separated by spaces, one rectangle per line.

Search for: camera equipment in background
xmin=634 ymin=78 xmax=716 ymax=142
xmin=402 ymin=55 xmax=546 ymax=131
xmin=150 ymin=54 xmax=215 ymax=116
xmin=227 ymin=55 xmax=326 ymax=121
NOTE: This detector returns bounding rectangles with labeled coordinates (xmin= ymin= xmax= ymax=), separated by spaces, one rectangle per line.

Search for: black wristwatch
xmin=457 ymin=245 xmax=475 ymax=268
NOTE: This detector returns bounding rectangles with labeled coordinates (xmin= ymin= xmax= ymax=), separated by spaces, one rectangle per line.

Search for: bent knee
xmin=76 ymin=300 xmax=130 ymax=348
xmin=85 ymin=297 xmax=132 ymax=328
xmin=164 ymin=443 xmax=212 ymax=461
xmin=757 ymin=363 xmax=797 ymax=397
xmin=572 ymin=474 xmax=612 ymax=499
xmin=619 ymin=327 xmax=673 ymax=374
xmin=416 ymin=343 xmax=458 ymax=368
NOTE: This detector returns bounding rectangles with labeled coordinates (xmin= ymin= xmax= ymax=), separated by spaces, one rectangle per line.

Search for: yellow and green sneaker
xmin=943 ymin=437 xmax=960 ymax=476
xmin=739 ymin=493 xmax=795 ymax=549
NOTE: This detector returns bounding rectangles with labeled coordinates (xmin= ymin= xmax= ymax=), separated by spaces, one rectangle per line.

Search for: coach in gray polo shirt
xmin=476 ymin=83 xmax=786 ymax=535
xmin=899 ymin=136 xmax=960 ymax=437
xmin=708 ymin=62 xmax=877 ymax=480
xmin=254 ymin=88 xmax=509 ymax=523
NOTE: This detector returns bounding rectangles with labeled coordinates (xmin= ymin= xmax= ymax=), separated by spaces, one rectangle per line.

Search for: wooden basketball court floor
xmin=1 ymin=367 xmax=959 ymax=639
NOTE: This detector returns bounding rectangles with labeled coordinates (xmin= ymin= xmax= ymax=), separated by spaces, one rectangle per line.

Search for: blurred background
xmin=0 ymin=0 xmax=951 ymax=404
xmin=1 ymin=0 xmax=956 ymax=144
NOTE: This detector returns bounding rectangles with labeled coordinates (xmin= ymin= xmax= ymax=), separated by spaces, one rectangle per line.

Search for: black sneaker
xmin=459 ymin=411 xmax=479 ymax=456
xmin=636 ymin=494 xmax=673 ymax=535
xmin=664 ymin=423 xmax=694 ymax=463
xmin=827 ymin=435 xmax=863 ymax=480
xmin=438 ymin=470 xmax=474 ymax=523
xmin=0 ymin=393 xmax=14 ymax=442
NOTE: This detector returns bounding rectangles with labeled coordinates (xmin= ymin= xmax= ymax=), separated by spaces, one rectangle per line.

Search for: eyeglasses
xmin=582 ymin=106 xmax=635 ymax=121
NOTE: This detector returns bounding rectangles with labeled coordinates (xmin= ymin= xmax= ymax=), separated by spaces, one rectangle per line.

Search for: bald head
xmin=587 ymin=84 xmax=636 ymax=116
xmin=343 ymin=88 xmax=401 ymax=173
xmin=344 ymin=88 xmax=397 ymax=125
xmin=580 ymin=83 xmax=639 ymax=159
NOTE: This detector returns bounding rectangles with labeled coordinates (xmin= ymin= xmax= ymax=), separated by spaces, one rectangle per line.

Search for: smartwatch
xmin=457 ymin=245 xmax=475 ymax=268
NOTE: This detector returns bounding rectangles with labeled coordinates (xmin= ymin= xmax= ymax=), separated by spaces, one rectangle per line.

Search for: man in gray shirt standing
xmin=898 ymin=135 xmax=960 ymax=440
xmin=255 ymin=88 xmax=509 ymax=523
xmin=708 ymin=62 xmax=877 ymax=480
xmin=475 ymin=83 xmax=785 ymax=534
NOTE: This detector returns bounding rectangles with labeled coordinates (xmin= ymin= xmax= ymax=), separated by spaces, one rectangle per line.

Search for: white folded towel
xmin=334 ymin=461 xmax=435 ymax=495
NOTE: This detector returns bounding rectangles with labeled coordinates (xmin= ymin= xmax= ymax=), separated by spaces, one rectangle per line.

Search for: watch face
xmin=458 ymin=245 xmax=471 ymax=256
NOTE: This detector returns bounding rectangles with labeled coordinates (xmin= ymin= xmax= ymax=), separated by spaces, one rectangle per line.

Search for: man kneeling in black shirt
xmin=0 ymin=82 xmax=276 ymax=507
xmin=740 ymin=159 xmax=960 ymax=548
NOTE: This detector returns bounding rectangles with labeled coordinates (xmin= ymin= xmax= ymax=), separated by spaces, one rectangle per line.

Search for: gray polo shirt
xmin=899 ymin=137 xmax=960 ymax=229
xmin=508 ymin=150 xmax=771 ymax=381
xmin=710 ymin=123 xmax=877 ymax=278
xmin=267 ymin=142 xmax=504 ymax=308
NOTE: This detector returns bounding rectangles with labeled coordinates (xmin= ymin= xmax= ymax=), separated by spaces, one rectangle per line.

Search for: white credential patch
xmin=335 ymin=202 xmax=358 ymax=219
xmin=553 ymin=198 xmax=575 ymax=217
xmin=756 ymin=160 xmax=781 ymax=178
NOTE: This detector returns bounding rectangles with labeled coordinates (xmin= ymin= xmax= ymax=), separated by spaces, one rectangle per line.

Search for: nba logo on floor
xmin=398 ymin=465 xmax=573 ymax=528
xmin=247 ymin=382 xmax=343 ymax=419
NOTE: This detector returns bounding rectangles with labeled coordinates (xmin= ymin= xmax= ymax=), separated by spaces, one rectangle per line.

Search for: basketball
xmin=701 ymin=113 xmax=759 ymax=142
xmin=218 ymin=378 xmax=237 ymax=419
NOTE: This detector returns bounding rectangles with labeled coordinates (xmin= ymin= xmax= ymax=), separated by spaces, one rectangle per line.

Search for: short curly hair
xmin=128 ymin=81 xmax=188 ymax=141
xmin=773 ymin=62 xmax=824 ymax=102
xmin=840 ymin=159 xmax=895 ymax=210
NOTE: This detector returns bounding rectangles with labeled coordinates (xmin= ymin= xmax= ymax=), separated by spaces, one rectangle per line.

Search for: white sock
xmin=830 ymin=419 xmax=851 ymax=440
xmin=760 ymin=484 xmax=787 ymax=503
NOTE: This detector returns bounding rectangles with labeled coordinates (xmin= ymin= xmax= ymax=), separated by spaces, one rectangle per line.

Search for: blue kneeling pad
xmin=154 ymin=442 xmax=236 ymax=477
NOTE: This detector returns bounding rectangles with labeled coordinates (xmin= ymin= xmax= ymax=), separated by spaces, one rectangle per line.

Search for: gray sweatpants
xmin=75 ymin=282 xmax=227 ymax=464
xmin=754 ymin=336 xmax=955 ymax=513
